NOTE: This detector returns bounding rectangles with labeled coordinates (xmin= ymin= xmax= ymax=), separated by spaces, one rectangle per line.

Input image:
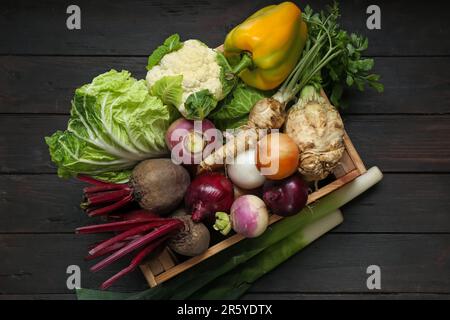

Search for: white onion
xmin=227 ymin=149 xmax=266 ymax=190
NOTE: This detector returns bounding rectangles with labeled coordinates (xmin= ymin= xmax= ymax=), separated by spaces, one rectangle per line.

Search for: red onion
xmin=165 ymin=118 xmax=216 ymax=165
xmin=185 ymin=172 xmax=234 ymax=223
xmin=262 ymin=173 xmax=309 ymax=216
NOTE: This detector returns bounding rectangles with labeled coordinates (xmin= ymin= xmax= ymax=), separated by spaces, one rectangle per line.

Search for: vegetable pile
xmin=45 ymin=1 xmax=383 ymax=292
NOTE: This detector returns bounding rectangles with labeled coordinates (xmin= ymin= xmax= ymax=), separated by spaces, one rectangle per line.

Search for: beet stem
xmin=87 ymin=235 xmax=141 ymax=250
xmin=99 ymin=236 xmax=168 ymax=290
xmin=87 ymin=194 xmax=134 ymax=217
xmin=118 ymin=210 xmax=159 ymax=221
xmin=76 ymin=219 xmax=168 ymax=234
xmin=85 ymin=241 xmax=129 ymax=261
xmin=88 ymin=222 xmax=158 ymax=256
xmin=85 ymin=189 xmax=132 ymax=206
xmin=77 ymin=175 xmax=110 ymax=186
xmin=83 ymin=183 xmax=129 ymax=194
xmin=90 ymin=220 xmax=183 ymax=272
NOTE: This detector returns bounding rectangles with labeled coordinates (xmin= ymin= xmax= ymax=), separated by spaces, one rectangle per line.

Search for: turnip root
xmin=168 ymin=215 xmax=210 ymax=256
xmin=80 ymin=159 xmax=190 ymax=216
xmin=285 ymin=86 xmax=344 ymax=181
xmin=214 ymin=195 xmax=269 ymax=238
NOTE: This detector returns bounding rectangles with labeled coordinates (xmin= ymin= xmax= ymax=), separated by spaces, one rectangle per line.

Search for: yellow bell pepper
xmin=224 ymin=1 xmax=308 ymax=90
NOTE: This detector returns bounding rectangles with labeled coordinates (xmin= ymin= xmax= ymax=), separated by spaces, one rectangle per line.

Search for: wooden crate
xmin=140 ymin=86 xmax=367 ymax=288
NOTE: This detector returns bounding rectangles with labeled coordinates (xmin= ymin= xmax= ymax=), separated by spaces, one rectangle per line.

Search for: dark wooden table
xmin=1 ymin=0 xmax=449 ymax=300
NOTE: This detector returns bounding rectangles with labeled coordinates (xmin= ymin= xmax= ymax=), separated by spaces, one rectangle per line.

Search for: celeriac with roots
xmin=43 ymin=1 xmax=383 ymax=292
xmin=199 ymin=3 xmax=383 ymax=182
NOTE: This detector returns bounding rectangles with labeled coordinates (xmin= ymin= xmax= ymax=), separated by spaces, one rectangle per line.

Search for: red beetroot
xmin=79 ymin=159 xmax=190 ymax=217
xmin=185 ymin=172 xmax=234 ymax=223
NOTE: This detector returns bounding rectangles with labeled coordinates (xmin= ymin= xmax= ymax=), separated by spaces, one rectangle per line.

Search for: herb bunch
xmin=302 ymin=2 xmax=384 ymax=107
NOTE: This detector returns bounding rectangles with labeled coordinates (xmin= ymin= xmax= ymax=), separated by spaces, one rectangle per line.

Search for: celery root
xmin=285 ymin=86 xmax=345 ymax=181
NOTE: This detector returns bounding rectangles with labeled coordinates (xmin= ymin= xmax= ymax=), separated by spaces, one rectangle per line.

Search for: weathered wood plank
xmin=0 ymin=175 xmax=90 ymax=233
xmin=247 ymin=234 xmax=450 ymax=294
xmin=0 ymin=234 xmax=448 ymax=294
xmin=0 ymin=234 xmax=149 ymax=294
xmin=242 ymin=293 xmax=450 ymax=300
xmin=1 ymin=115 xmax=449 ymax=173
xmin=344 ymin=57 xmax=450 ymax=114
xmin=0 ymin=294 xmax=75 ymax=300
xmin=1 ymin=56 xmax=448 ymax=114
xmin=1 ymin=0 xmax=449 ymax=56
xmin=2 ymin=293 xmax=450 ymax=300
xmin=0 ymin=57 xmax=146 ymax=114
xmin=1 ymin=174 xmax=448 ymax=233
xmin=344 ymin=115 xmax=450 ymax=172
xmin=336 ymin=173 xmax=450 ymax=233
xmin=0 ymin=115 xmax=67 ymax=173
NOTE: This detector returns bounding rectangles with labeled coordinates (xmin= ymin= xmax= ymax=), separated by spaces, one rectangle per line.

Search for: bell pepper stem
xmin=229 ymin=53 xmax=253 ymax=77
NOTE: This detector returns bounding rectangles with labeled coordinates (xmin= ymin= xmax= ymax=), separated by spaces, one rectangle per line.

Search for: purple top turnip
xmin=214 ymin=195 xmax=269 ymax=238
xmin=165 ymin=118 xmax=216 ymax=165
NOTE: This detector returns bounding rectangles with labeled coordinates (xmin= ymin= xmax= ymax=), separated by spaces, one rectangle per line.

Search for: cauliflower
xmin=145 ymin=34 xmax=235 ymax=120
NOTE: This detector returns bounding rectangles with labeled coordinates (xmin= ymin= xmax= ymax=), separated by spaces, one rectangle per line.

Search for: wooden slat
xmin=2 ymin=115 xmax=449 ymax=173
xmin=0 ymin=294 xmax=76 ymax=300
xmin=247 ymin=234 xmax=450 ymax=293
xmin=332 ymin=149 xmax=355 ymax=178
xmin=1 ymin=234 xmax=448 ymax=294
xmin=1 ymin=57 xmax=449 ymax=115
xmin=0 ymin=174 xmax=89 ymax=233
xmin=242 ymin=293 xmax=450 ymax=300
xmin=2 ymin=173 xmax=448 ymax=234
xmin=1 ymin=293 xmax=450 ymax=300
xmin=337 ymin=173 xmax=450 ymax=233
xmin=344 ymin=115 xmax=450 ymax=172
xmin=343 ymin=133 xmax=367 ymax=174
xmin=0 ymin=234 xmax=150 ymax=294
xmin=1 ymin=0 xmax=450 ymax=56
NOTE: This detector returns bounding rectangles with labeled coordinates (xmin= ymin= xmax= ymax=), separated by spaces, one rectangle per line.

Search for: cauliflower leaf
xmin=184 ymin=89 xmax=218 ymax=120
xmin=147 ymin=34 xmax=183 ymax=71
xmin=150 ymin=75 xmax=184 ymax=107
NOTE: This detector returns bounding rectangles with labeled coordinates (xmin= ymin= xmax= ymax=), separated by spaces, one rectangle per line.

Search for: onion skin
xmin=262 ymin=173 xmax=309 ymax=216
xmin=256 ymin=133 xmax=300 ymax=180
xmin=227 ymin=149 xmax=266 ymax=190
xmin=230 ymin=195 xmax=268 ymax=238
xmin=185 ymin=172 xmax=234 ymax=223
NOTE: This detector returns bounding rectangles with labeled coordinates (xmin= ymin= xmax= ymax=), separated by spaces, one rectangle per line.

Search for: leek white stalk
xmin=191 ymin=210 xmax=344 ymax=299
xmin=77 ymin=166 xmax=383 ymax=300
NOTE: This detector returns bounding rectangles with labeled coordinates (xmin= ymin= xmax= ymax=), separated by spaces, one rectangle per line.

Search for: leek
xmin=190 ymin=210 xmax=344 ymax=299
xmin=77 ymin=166 xmax=382 ymax=300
